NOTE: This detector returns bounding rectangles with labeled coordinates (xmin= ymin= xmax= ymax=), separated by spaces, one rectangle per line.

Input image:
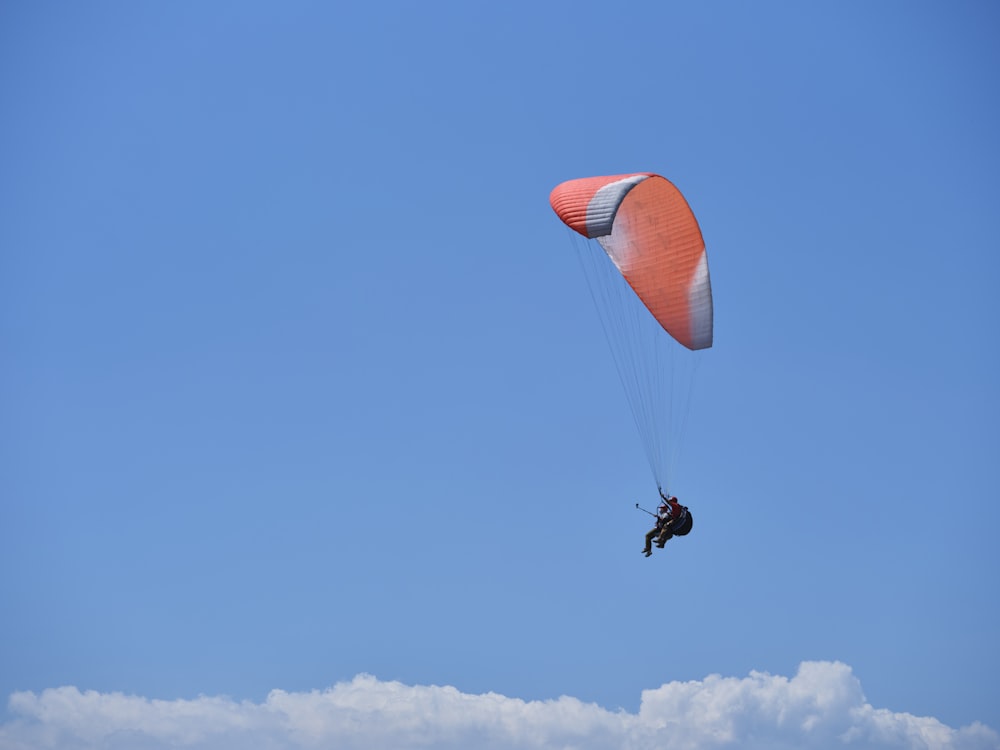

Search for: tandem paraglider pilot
xmin=642 ymin=491 xmax=693 ymax=558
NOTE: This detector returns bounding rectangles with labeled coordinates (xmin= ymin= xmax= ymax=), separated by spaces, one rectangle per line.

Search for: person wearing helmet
xmin=642 ymin=502 xmax=672 ymax=557
xmin=642 ymin=491 xmax=693 ymax=557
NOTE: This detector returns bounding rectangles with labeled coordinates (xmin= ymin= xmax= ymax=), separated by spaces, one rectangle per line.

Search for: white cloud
xmin=0 ymin=661 xmax=996 ymax=750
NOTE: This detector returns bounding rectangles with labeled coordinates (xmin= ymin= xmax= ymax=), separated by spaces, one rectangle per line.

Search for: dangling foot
xmin=643 ymin=549 xmax=652 ymax=557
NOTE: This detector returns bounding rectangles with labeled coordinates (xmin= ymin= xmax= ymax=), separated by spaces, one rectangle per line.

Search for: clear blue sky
xmin=2 ymin=2 xmax=998 ymax=748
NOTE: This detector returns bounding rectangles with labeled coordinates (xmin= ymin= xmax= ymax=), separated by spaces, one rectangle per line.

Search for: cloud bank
xmin=1 ymin=661 xmax=996 ymax=750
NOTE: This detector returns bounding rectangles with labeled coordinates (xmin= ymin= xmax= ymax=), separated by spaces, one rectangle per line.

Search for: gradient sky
xmin=2 ymin=2 xmax=998 ymax=748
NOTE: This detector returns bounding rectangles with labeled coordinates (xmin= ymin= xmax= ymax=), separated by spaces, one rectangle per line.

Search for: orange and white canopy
xmin=550 ymin=173 xmax=713 ymax=350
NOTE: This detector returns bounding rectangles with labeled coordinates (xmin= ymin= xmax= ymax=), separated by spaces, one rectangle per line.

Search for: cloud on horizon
xmin=0 ymin=661 xmax=996 ymax=750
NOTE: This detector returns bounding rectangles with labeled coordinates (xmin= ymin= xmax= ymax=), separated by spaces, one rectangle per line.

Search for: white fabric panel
xmin=584 ymin=174 xmax=648 ymax=238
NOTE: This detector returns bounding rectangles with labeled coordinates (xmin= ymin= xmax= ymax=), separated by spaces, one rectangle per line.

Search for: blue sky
xmin=2 ymin=2 xmax=998 ymax=748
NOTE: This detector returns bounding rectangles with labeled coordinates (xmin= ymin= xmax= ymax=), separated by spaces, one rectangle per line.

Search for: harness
xmin=670 ymin=506 xmax=693 ymax=535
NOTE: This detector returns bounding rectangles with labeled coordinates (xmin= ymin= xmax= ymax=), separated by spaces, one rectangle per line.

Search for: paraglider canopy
xmin=550 ymin=173 xmax=713 ymax=350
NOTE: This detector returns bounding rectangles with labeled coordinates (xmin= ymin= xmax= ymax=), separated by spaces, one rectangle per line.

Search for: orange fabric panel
xmin=549 ymin=174 xmax=649 ymax=237
xmin=600 ymin=176 xmax=711 ymax=350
